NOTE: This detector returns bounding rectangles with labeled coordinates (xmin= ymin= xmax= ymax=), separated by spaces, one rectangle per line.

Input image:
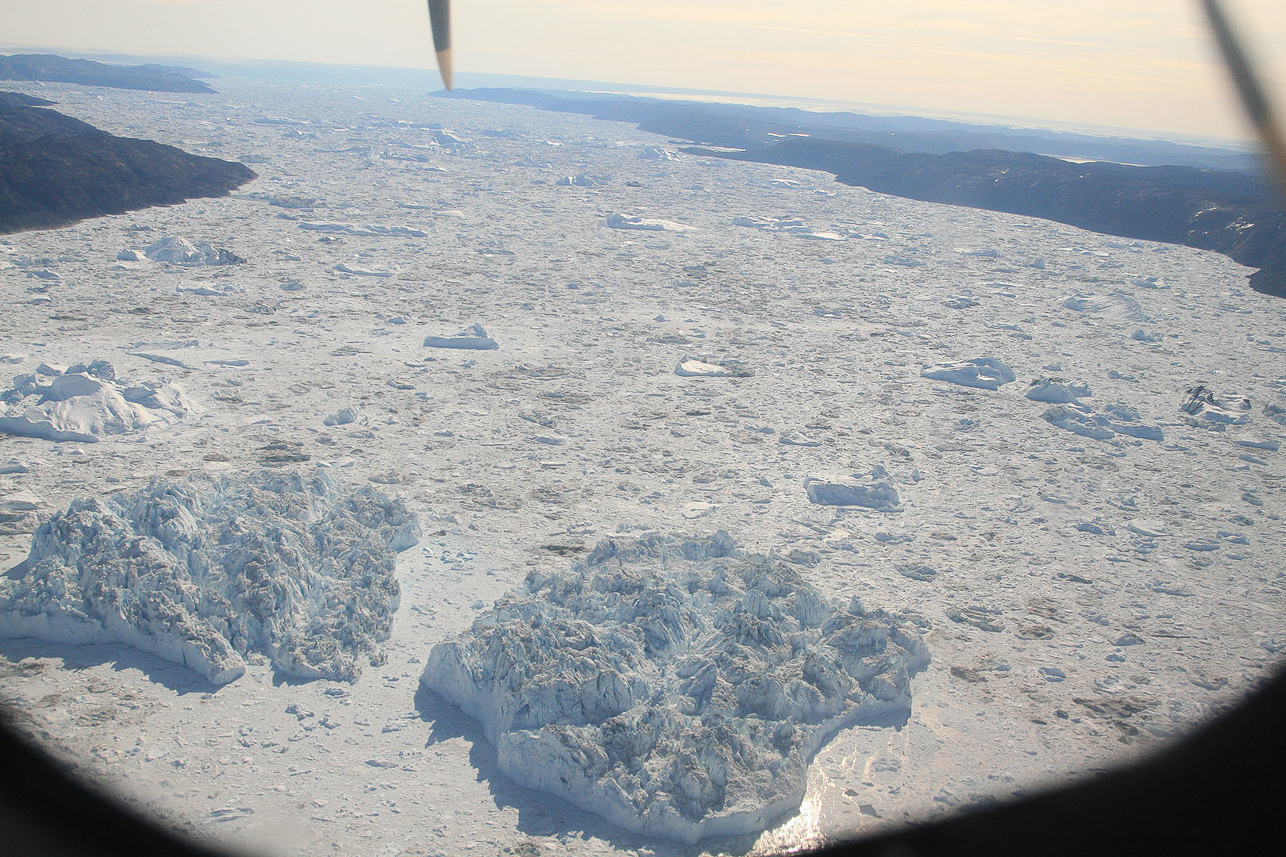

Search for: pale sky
xmin=3 ymin=0 xmax=1284 ymax=142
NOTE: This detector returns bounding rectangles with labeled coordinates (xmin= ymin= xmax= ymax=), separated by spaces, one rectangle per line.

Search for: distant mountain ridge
xmin=451 ymin=88 xmax=1286 ymax=297
xmin=0 ymin=54 xmax=214 ymax=93
xmin=0 ymin=92 xmax=255 ymax=233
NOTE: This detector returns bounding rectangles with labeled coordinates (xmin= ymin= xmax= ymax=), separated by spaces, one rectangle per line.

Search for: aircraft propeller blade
xmin=1200 ymin=0 xmax=1286 ymax=191
xmin=427 ymin=0 xmax=452 ymax=89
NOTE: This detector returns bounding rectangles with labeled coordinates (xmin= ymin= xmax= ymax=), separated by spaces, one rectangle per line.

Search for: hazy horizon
xmin=1 ymin=0 xmax=1282 ymax=144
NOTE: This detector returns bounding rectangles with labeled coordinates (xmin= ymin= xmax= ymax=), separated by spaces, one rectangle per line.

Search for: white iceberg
xmin=424 ymin=324 xmax=499 ymax=350
xmin=1026 ymin=378 xmax=1091 ymax=403
xmin=0 ymin=361 xmax=191 ymax=443
xmin=143 ymin=236 xmax=243 ymax=266
xmin=1043 ymin=402 xmax=1163 ymax=442
xmin=803 ymin=474 xmax=902 ymax=511
xmin=422 ymin=532 xmax=928 ymax=843
xmin=605 ymin=213 xmax=696 ymax=232
xmin=921 ymin=358 xmax=1016 ymax=391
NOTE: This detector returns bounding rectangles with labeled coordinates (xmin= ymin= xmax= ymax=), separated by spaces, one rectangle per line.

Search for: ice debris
xmin=0 ymin=361 xmax=191 ymax=443
xmin=920 ymin=358 xmax=1015 ymax=391
xmin=421 ymin=532 xmax=928 ymax=843
xmin=0 ymin=471 xmax=420 ymax=685
xmin=1181 ymin=385 xmax=1251 ymax=428
xmin=424 ymin=324 xmax=499 ymax=350
xmin=1042 ymin=403 xmax=1163 ymax=442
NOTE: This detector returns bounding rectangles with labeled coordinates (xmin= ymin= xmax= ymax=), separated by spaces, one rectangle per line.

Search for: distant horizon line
xmin=0 ymin=41 xmax=1261 ymax=152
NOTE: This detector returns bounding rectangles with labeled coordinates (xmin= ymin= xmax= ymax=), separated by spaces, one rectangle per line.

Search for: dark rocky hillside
xmin=453 ymin=88 xmax=1286 ymax=297
xmin=707 ymin=139 xmax=1286 ymax=297
xmin=0 ymin=92 xmax=255 ymax=233
xmin=0 ymin=54 xmax=214 ymax=93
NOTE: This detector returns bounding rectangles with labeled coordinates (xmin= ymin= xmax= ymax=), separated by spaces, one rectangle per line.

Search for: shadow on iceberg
xmin=414 ymin=682 xmax=774 ymax=856
xmin=0 ymin=637 xmax=221 ymax=696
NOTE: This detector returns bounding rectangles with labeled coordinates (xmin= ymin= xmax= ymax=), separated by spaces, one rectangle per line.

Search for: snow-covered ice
xmin=140 ymin=236 xmax=244 ymax=266
xmin=423 ymin=323 xmax=499 ymax=350
xmin=803 ymin=474 xmax=902 ymax=511
xmin=0 ymin=76 xmax=1283 ymax=857
xmin=920 ymin=358 xmax=1016 ymax=390
xmin=605 ymin=212 xmax=696 ymax=232
xmin=422 ymin=532 xmax=927 ymax=843
xmin=0 ymin=361 xmax=191 ymax=443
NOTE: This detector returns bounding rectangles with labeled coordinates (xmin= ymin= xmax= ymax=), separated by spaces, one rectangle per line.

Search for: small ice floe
xmin=779 ymin=431 xmax=820 ymax=447
xmin=334 ymin=263 xmax=394 ymax=277
xmin=803 ymin=472 xmax=901 ymax=511
xmin=323 ymin=407 xmax=361 ymax=427
xmin=921 ymin=358 xmax=1015 ymax=391
xmin=1132 ymin=329 xmax=1163 ymax=343
xmin=1058 ymin=291 xmax=1148 ymax=323
xmin=942 ymin=295 xmax=980 ymax=309
xmin=639 ymin=146 xmax=680 ymax=160
xmin=423 ymin=323 xmax=499 ymax=350
xmin=1180 ymin=385 xmax=1251 ymax=428
xmin=675 ymin=357 xmax=752 ymax=378
xmin=605 ymin=213 xmax=696 ymax=232
xmin=1042 ymin=403 xmax=1163 ymax=442
xmin=1127 ymin=519 xmax=1169 ymax=538
xmin=555 ymin=174 xmax=607 ymax=187
xmin=299 ymin=222 xmax=427 ymax=237
xmin=0 ymin=360 xmax=192 ymax=443
xmin=1026 ymin=377 xmax=1091 ymax=403
xmin=955 ymin=247 xmax=1001 ymax=258
xmin=143 ymin=236 xmax=244 ymax=266
xmin=1234 ymin=436 xmax=1280 ymax=452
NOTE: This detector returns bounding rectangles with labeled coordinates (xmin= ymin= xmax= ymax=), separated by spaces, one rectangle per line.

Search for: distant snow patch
xmin=421 ymin=532 xmax=928 ymax=843
xmin=0 ymin=471 xmax=420 ymax=686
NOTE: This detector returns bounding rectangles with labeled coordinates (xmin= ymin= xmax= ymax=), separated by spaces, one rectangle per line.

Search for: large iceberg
xmin=0 ymin=360 xmax=191 ymax=442
xmin=0 ymin=471 xmax=420 ymax=685
xmin=422 ymin=532 xmax=928 ymax=843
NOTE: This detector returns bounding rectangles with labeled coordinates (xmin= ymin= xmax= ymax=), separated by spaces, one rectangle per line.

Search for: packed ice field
xmin=0 ymin=76 xmax=1284 ymax=857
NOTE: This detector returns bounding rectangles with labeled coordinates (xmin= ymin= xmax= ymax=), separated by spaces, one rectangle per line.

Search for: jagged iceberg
xmin=0 ymin=360 xmax=191 ymax=442
xmin=143 ymin=236 xmax=244 ymax=266
xmin=0 ymin=471 xmax=420 ymax=685
xmin=422 ymin=532 xmax=928 ymax=843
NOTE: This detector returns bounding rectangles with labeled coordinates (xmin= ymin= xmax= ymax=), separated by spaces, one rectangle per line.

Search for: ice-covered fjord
xmin=0 ymin=77 xmax=1284 ymax=857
